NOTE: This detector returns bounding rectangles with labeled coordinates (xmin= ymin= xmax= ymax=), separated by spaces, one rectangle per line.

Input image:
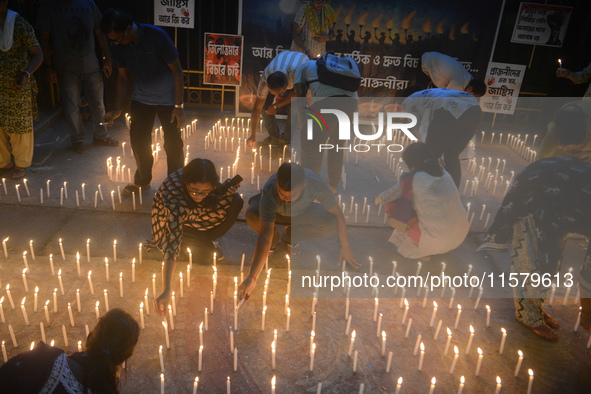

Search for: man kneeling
xmin=239 ymin=163 xmax=359 ymax=299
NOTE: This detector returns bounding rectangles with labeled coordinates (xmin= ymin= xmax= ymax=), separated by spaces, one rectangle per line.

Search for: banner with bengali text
xmin=481 ymin=62 xmax=527 ymax=115
xmin=511 ymin=2 xmax=572 ymax=47
xmin=154 ymin=0 xmax=195 ymax=29
xmin=204 ymin=33 xmax=244 ymax=86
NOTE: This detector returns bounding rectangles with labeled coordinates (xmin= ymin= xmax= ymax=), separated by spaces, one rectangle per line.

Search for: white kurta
xmin=377 ymin=171 xmax=469 ymax=259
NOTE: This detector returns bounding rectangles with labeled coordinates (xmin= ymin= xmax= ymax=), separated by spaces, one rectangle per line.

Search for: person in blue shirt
xmin=101 ymin=8 xmax=185 ymax=195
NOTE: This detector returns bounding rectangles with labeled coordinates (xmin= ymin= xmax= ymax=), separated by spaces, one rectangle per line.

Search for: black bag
xmin=310 ymin=53 xmax=361 ymax=92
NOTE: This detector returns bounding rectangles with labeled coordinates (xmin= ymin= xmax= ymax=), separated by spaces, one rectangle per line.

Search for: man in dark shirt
xmin=101 ymin=8 xmax=185 ymax=195
xmin=238 ymin=163 xmax=359 ymax=300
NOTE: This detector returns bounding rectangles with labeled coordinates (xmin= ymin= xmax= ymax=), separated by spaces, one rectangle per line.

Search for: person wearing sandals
xmin=0 ymin=0 xmax=43 ymax=180
xmin=148 ymin=159 xmax=243 ymax=317
xmin=238 ymin=163 xmax=360 ymax=302
xmin=0 ymin=308 xmax=140 ymax=393
xmin=37 ymin=0 xmax=119 ymax=155
xmin=101 ymin=9 xmax=185 ymax=197
xmin=477 ymin=157 xmax=591 ymax=341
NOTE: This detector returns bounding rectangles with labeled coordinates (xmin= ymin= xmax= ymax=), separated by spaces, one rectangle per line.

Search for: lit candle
xmin=87 ymin=271 xmax=94 ymax=295
xmin=53 ymin=288 xmax=57 ymax=312
xmin=168 ymin=305 xmax=174 ymax=330
xmin=395 ymin=377 xmax=402 ymax=394
xmin=430 ymin=301 xmax=438 ymax=327
xmin=163 ymin=322 xmax=170 ymax=349
xmin=458 ymin=376 xmax=465 ymax=394
xmin=428 ymin=377 xmax=436 ymax=394
xmin=450 ymin=345 xmax=459 ymax=373
xmin=103 ymin=289 xmax=109 ymax=311
xmin=2 ymin=237 xmax=8 ymax=258
xmin=348 ymin=330 xmax=356 ymax=356
xmin=140 ymin=302 xmax=145 ymax=329
xmin=271 ymin=340 xmax=276 ymax=370
xmin=44 ymin=300 xmax=50 ymax=324
xmin=139 ymin=243 xmax=143 ymax=265
xmin=454 ymin=304 xmax=462 ymax=329
xmin=59 ymin=238 xmax=65 ymax=260
xmin=159 ymin=345 xmax=165 ymax=372
xmin=261 ymin=305 xmax=267 ymax=331
xmin=105 ymin=258 xmax=109 ymax=282
xmin=271 ymin=375 xmax=276 ymax=394
xmin=161 ymin=373 xmax=164 ymax=394
xmin=402 ymin=299 xmax=409 ymax=324
xmin=495 ymin=376 xmax=502 ymax=394
xmin=465 ymin=325 xmax=475 ymax=354
xmin=58 ymin=269 xmax=64 ymax=295
xmin=144 ymin=289 xmax=150 ymax=316
xmin=6 ymin=284 xmax=15 ymax=309
xmin=193 ymin=377 xmax=199 ymax=394
xmin=22 ymin=268 xmax=29 ymax=292
xmin=499 ymin=328 xmax=507 ymax=354
xmin=418 ymin=342 xmax=425 ymax=371
xmin=76 ymin=289 xmax=81 ymax=312
xmin=21 ymin=297 xmax=29 ymax=325
xmin=119 ymin=272 xmax=123 ymax=298
xmin=514 ymin=350 xmax=524 ymax=376
xmin=527 ymin=369 xmax=534 ymax=394
xmin=352 ymin=349 xmax=358 ymax=372
xmin=444 ymin=327 xmax=452 ymax=355
xmin=475 ymin=347 xmax=483 ymax=375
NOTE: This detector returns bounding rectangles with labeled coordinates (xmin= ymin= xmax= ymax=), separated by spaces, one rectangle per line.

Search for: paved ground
xmin=0 ymin=109 xmax=589 ymax=392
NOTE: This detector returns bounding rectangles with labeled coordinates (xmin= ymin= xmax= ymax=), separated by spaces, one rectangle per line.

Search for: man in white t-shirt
xmin=247 ymin=51 xmax=308 ymax=148
xmin=421 ymin=52 xmax=485 ymax=95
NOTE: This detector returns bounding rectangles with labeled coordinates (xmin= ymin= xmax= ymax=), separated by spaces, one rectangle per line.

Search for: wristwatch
xmin=174 ymin=103 xmax=184 ymax=109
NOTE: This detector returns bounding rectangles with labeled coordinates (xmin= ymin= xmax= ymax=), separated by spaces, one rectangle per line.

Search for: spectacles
xmin=187 ymin=189 xmax=212 ymax=197
xmin=109 ymin=26 xmax=129 ymax=45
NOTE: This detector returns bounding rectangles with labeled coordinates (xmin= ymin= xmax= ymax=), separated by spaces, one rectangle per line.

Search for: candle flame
xmin=312 ymin=343 xmax=316 ymax=350
xmin=431 ymin=377 xmax=436 ymax=385
xmin=454 ymin=345 xmax=459 ymax=354
xmin=50 ymin=340 xmax=54 ymax=346
xmin=461 ymin=376 xmax=465 ymax=383
xmin=518 ymin=350 xmax=523 ymax=357
xmin=45 ymin=300 xmax=49 ymax=306
xmin=351 ymin=330 xmax=356 ymax=339
xmin=469 ymin=325 xmax=474 ymax=333
xmin=58 ymin=269 xmax=61 ymax=276
xmin=528 ymin=369 xmax=534 ymax=376
xmin=397 ymin=377 xmax=403 ymax=384
xmin=433 ymin=301 xmax=437 ymax=308
xmin=271 ymin=375 xmax=276 ymax=386
xmin=195 ymin=377 xmax=199 ymax=383
xmin=140 ymin=302 xmax=144 ymax=308
xmin=420 ymin=342 xmax=424 ymax=351
xmin=21 ymin=297 xmax=26 ymax=305
xmin=96 ymin=301 xmax=99 ymax=307
xmin=3 ymin=237 xmax=8 ymax=242
xmin=478 ymin=347 xmax=483 ymax=355
xmin=271 ymin=340 xmax=275 ymax=350
xmin=496 ymin=376 xmax=501 ymax=384
xmin=458 ymin=304 xmax=462 ymax=310
xmin=88 ymin=270 xmax=92 ymax=276
xmin=285 ymin=254 xmax=290 ymax=261
xmin=263 ymin=306 xmax=267 ymax=312
xmin=35 ymin=286 xmax=39 ymax=293
xmin=162 ymin=321 xmax=167 ymax=329
xmin=486 ymin=305 xmax=490 ymax=311
xmin=501 ymin=327 xmax=506 ymax=334
xmin=23 ymin=268 xmax=27 ymax=274
xmin=5 ymin=284 xmax=8 ymax=290
xmin=287 ymin=307 xmax=291 ymax=314
xmin=404 ymin=298 xmax=409 ymax=307
xmin=76 ymin=252 xmax=80 ymax=260
xmin=0 ymin=297 xmax=3 ymax=303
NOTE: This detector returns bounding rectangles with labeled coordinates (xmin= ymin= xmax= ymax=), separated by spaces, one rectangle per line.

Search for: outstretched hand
xmin=153 ymin=289 xmax=171 ymax=319
xmin=238 ymin=276 xmax=257 ymax=303
xmin=339 ymin=246 xmax=361 ymax=270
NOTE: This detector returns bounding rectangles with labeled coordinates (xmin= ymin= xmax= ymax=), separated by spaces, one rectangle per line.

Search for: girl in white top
xmin=376 ymin=143 xmax=469 ymax=259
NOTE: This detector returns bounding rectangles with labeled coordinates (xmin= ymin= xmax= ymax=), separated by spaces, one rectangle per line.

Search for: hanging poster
xmin=203 ymin=33 xmax=244 ymax=86
xmin=481 ymin=62 xmax=526 ymax=115
xmin=154 ymin=0 xmax=195 ymax=29
xmin=511 ymin=3 xmax=572 ymax=47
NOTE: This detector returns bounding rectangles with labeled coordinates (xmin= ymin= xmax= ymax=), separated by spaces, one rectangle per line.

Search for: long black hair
xmin=402 ymin=142 xmax=443 ymax=177
xmin=181 ymin=158 xmax=219 ymax=186
xmin=84 ymin=308 xmax=140 ymax=393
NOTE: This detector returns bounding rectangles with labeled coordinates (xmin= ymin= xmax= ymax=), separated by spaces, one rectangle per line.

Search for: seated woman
xmin=375 ymin=142 xmax=469 ymax=259
xmin=147 ymin=158 xmax=243 ymax=316
xmin=0 ymin=308 xmax=140 ymax=393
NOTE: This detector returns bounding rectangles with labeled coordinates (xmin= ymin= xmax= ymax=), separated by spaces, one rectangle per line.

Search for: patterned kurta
xmin=485 ymin=157 xmax=591 ymax=268
xmin=0 ymin=15 xmax=39 ymax=134
xmin=147 ymin=168 xmax=236 ymax=262
xmin=289 ymin=3 xmax=335 ymax=58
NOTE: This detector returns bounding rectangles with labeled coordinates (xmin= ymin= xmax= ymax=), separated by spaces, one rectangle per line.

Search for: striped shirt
xmin=257 ymin=51 xmax=309 ymax=98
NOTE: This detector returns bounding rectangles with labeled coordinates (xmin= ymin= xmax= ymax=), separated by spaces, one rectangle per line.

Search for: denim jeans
xmin=129 ymin=100 xmax=184 ymax=186
xmin=58 ymin=71 xmax=108 ymax=144
xmin=261 ymin=90 xmax=293 ymax=141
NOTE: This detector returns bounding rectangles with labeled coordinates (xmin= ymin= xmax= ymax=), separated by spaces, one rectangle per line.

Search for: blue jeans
xmin=58 ymin=71 xmax=108 ymax=144
xmin=262 ymin=90 xmax=292 ymax=141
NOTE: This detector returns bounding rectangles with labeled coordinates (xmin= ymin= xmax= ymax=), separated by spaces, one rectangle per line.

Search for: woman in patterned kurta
xmin=478 ymin=157 xmax=591 ymax=341
xmin=290 ymin=0 xmax=336 ymax=59
xmin=147 ymin=159 xmax=243 ymax=316
xmin=0 ymin=1 xmax=43 ymax=179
